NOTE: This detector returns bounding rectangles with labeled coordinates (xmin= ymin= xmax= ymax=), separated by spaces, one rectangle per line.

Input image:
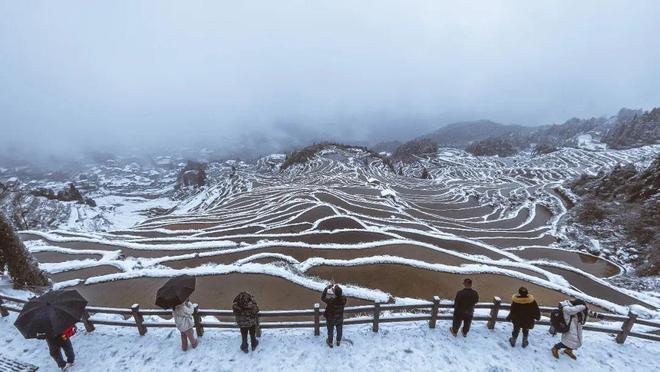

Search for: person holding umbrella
xmin=155 ymin=275 xmax=199 ymax=351
xmin=14 ymin=289 xmax=87 ymax=371
xmin=47 ymin=325 xmax=77 ymax=371
xmin=174 ymin=299 xmax=199 ymax=351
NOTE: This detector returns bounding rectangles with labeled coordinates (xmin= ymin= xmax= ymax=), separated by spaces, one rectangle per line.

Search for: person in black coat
xmin=232 ymin=292 xmax=260 ymax=353
xmin=451 ymin=278 xmax=479 ymax=337
xmin=321 ymin=284 xmax=347 ymax=348
xmin=506 ymin=287 xmax=541 ymax=348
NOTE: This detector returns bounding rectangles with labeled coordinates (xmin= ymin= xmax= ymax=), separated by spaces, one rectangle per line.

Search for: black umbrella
xmin=14 ymin=289 xmax=88 ymax=339
xmin=155 ymin=275 xmax=196 ymax=309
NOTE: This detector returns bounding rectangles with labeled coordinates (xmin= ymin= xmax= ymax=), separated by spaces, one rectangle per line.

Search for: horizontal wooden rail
xmin=1 ymin=294 xmax=658 ymax=345
xmin=635 ymin=318 xmax=660 ymax=328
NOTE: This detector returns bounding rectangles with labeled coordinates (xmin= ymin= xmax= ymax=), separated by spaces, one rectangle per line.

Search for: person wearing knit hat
xmin=506 ymin=287 xmax=541 ymax=348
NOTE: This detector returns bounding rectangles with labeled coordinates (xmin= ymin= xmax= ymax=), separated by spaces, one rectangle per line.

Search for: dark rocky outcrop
xmin=465 ymin=135 xmax=518 ymax=157
xmin=280 ymin=143 xmax=394 ymax=172
xmin=532 ymin=143 xmax=558 ymax=156
xmin=30 ymin=183 xmax=96 ymax=207
xmin=569 ymin=155 xmax=660 ymax=275
xmin=392 ymin=138 xmax=438 ymax=161
xmin=176 ymin=161 xmax=207 ymax=188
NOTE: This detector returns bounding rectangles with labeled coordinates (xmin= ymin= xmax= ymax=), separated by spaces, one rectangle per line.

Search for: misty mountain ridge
xmin=417 ymin=120 xmax=530 ymax=147
xmin=457 ymin=107 xmax=658 ymax=156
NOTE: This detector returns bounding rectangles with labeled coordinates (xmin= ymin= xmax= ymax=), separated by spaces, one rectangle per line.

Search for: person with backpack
xmin=46 ymin=325 xmax=76 ymax=371
xmin=232 ymin=291 xmax=260 ymax=353
xmin=551 ymin=298 xmax=588 ymax=360
xmin=173 ymin=298 xmax=199 ymax=351
xmin=321 ymin=283 xmax=347 ymax=348
xmin=506 ymin=287 xmax=540 ymax=348
xmin=450 ymin=278 xmax=479 ymax=337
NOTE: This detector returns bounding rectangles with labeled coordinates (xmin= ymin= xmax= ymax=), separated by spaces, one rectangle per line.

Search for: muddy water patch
xmin=50 ymin=265 xmax=121 ymax=283
xmin=308 ymin=264 xmax=568 ymax=306
xmin=536 ymin=265 xmax=651 ymax=308
xmin=514 ymin=247 xmax=621 ymax=278
xmin=164 ymin=244 xmax=472 ymax=269
xmin=73 ymin=274 xmax=371 ymax=320
xmin=33 ymin=251 xmax=102 ymax=263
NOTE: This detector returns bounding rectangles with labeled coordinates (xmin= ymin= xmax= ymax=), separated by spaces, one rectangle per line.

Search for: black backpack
xmin=549 ymin=308 xmax=571 ymax=335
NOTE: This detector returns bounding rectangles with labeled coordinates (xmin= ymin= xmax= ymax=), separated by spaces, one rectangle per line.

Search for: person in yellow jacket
xmin=506 ymin=287 xmax=540 ymax=348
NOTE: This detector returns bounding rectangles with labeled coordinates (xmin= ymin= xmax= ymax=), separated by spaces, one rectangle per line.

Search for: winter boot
xmin=241 ymin=344 xmax=249 ymax=353
xmin=336 ymin=339 xmax=341 ymax=347
xmin=326 ymin=338 xmax=334 ymax=348
xmin=551 ymin=346 xmax=559 ymax=359
xmin=252 ymin=339 xmax=259 ymax=351
xmin=449 ymin=327 xmax=457 ymax=337
xmin=563 ymin=349 xmax=577 ymax=360
xmin=522 ymin=336 xmax=529 ymax=348
xmin=509 ymin=336 xmax=517 ymax=347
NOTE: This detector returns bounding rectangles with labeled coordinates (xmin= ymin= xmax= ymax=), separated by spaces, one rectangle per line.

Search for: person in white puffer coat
xmin=173 ymin=299 xmax=199 ymax=351
xmin=551 ymin=298 xmax=588 ymax=360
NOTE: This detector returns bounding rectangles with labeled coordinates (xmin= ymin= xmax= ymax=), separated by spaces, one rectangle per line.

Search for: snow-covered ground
xmin=1 ymin=311 xmax=659 ymax=372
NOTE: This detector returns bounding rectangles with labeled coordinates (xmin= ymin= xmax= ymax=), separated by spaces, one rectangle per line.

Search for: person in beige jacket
xmin=552 ymin=298 xmax=588 ymax=360
xmin=173 ymin=299 xmax=199 ymax=351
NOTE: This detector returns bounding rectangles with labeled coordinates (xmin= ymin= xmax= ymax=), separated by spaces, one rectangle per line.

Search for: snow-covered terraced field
xmin=21 ymin=145 xmax=660 ymax=315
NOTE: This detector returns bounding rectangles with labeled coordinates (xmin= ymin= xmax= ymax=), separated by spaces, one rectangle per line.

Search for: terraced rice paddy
xmin=21 ymin=146 xmax=660 ymax=313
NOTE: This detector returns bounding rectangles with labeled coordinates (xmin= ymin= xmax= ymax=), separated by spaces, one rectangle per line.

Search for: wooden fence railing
xmin=2 ymin=294 xmax=659 ymax=344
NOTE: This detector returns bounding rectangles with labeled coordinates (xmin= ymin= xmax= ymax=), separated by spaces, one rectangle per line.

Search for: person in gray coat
xmin=551 ymin=298 xmax=588 ymax=360
xmin=232 ymin=292 xmax=260 ymax=353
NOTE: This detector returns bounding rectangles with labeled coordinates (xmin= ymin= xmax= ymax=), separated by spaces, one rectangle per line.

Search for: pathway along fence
xmin=2 ymin=294 xmax=660 ymax=344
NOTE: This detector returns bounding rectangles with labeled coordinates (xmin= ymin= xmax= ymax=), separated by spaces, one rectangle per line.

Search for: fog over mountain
xmin=1 ymin=1 xmax=660 ymax=160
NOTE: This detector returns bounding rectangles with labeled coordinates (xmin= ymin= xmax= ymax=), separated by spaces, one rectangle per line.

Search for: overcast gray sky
xmin=1 ymin=0 xmax=659 ymax=157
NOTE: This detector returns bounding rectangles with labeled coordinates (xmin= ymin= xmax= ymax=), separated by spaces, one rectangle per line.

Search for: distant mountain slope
xmin=463 ymin=107 xmax=659 ymax=156
xmin=418 ymin=120 xmax=529 ymax=147
xmin=602 ymin=107 xmax=660 ymax=149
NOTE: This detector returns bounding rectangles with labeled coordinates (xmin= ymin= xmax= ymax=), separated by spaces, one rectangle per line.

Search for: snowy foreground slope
xmin=2 ymin=311 xmax=659 ymax=372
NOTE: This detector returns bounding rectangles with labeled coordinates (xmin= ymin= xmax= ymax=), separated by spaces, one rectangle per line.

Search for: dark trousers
xmin=554 ymin=342 xmax=569 ymax=349
xmin=326 ymin=316 xmax=343 ymax=342
xmin=240 ymin=326 xmax=257 ymax=349
xmin=452 ymin=312 xmax=473 ymax=334
xmin=512 ymin=325 xmax=529 ymax=338
xmin=47 ymin=337 xmax=74 ymax=369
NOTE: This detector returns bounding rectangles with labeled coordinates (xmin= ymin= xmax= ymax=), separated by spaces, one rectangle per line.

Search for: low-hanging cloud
xmin=1 ymin=0 xmax=659 ymax=160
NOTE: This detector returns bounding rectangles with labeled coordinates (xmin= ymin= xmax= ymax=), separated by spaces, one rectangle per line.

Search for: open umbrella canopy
xmin=14 ymin=290 xmax=88 ymax=339
xmin=155 ymin=275 xmax=196 ymax=309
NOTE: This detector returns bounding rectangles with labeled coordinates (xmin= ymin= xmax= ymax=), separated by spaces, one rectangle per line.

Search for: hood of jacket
xmin=512 ymin=294 xmax=535 ymax=304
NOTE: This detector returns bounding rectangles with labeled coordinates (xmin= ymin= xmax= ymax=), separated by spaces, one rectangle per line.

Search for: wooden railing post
xmin=314 ymin=303 xmax=321 ymax=336
xmin=193 ymin=304 xmax=204 ymax=337
xmin=487 ymin=296 xmax=501 ymax=330
xmin=131 ymin=304 xmax=147 ymax=336
xmin=429 ymin=296 xmax=440 ymax=329
xmin=372 ymin=302 xmax=380 ymax=333
xmin=0 ymin=297 xmax=9 ymax=317
xmin=616 ymin=311 xmax=637 ymax=344
xmin=81 ymin=309 xmax=95 ymax=332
